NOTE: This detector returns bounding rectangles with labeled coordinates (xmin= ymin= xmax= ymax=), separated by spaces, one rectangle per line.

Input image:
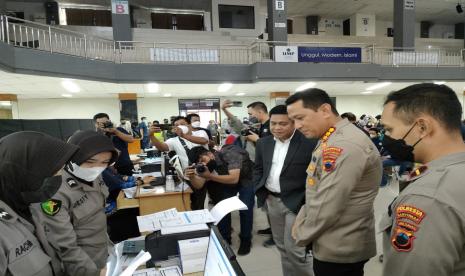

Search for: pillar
xmin=393 ymin=0 xmax=415 ymax=49
xmin=118 ymin=93 xmax=138 ymax=123
xmin=267 ymin=0 xmax=288 ymax=43
xmin=270 ymin=91 xmax=290 ymax=107
xmin=111 ymin=0 xmax=133 ymax=42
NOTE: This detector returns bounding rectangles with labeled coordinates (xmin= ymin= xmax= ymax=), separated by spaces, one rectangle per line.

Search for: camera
xmin=195 ymin=164 xmax=207 ymax=174
xmin=240 ymin=126 xmax=260 ymax=136
xmin=102 ymin=121 xmax=114 ymax=129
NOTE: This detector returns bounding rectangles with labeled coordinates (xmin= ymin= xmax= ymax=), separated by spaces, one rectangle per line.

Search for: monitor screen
xmin=204 ymin=228 xmax=239 ymax=276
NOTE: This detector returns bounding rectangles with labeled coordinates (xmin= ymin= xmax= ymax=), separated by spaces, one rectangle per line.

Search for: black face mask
xmin=21 ymin=175 xmax=63 ymax=204
xmin=382 ymin=123 xmax=422 ymax=162
xmin=248 ymin=117 xmax=259 ymax=124
xmin=206 ymin=160 xmax=217 ymax=172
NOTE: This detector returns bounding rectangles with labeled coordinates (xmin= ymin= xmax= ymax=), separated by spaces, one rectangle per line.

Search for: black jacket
xmin=254 ymin=130 xmax=317 ymax=214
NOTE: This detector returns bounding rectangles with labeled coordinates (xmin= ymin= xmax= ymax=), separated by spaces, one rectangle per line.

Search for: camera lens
xmin=195 ymin=164 xmax=207 ymax=174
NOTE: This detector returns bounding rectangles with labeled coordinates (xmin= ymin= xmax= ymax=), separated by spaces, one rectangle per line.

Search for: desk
xmin=136 ymin=186 xmax=193 ymax=215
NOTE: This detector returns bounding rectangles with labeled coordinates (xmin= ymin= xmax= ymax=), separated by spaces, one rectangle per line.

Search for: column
xmin=0 ymin=94 xmax=17 ymax=119
xmin=111 ymin=0 xmax=133 ymax=42
xmin=267 ymin=0 xmax=288 ymax=43
xmin=349 ymin=13 xmax=376 ymax=37
xmin=393 ymin=0 xmax=415 ymax=49
xmin=270 ymin=91 xmax=290 ymax=107
xmin=118 ymin=93 xmax=138 ymax=122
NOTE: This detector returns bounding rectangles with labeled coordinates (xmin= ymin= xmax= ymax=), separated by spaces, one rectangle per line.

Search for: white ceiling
xmin=287 ymin=0 xmax=465 ymax=24
xmin=1 ymin=69 xmax=464 ymax=100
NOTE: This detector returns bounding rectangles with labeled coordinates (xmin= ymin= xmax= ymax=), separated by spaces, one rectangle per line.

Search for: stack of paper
xmin=136 ymin=196 xmax=248 ymax=233
xmin=178 ymin=237 xmax=209 ymax=274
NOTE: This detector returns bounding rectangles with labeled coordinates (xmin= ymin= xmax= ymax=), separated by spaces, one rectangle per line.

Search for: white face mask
xmin=69 ymin=162 xmax=106 ymax=182
xmin=178 ymin=125 xmax=189 ymax=134
xmin=191 ymin=121 xmax=201 ymax=128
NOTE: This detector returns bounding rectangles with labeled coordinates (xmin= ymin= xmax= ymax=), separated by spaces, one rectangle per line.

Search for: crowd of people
xmin=1 ymin=83 xmax=465 ymax=276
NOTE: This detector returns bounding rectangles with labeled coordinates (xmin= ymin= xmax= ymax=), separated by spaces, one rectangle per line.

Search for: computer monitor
xmin=204 ymin=227 xmax=245 ymax=276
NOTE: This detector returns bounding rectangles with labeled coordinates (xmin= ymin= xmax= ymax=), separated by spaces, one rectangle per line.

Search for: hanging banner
xmin=274 ymin=46 xmax=298 ymax=62
xmin=298 ymin=47 xmax=362 ymax=63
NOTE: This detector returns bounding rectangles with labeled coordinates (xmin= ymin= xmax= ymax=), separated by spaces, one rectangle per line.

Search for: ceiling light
xmin=163 ymin=93 xmax=172 ymax=97
xmin=61 ymin=79 xmax=80 ymax=93
xmin=295 ymin=82 xmax=316 ymax=92
xmin=457 ymin=3 xmax=463 ymax=13
xmin=0 ymin=101 xmax=11 ymax=106
xmin=147 ymin=83 xmax=160 ymax=93
xmin=236 ymin=93 xmax=246 ymax=96
xmin=361 ymin=91 xmax=373 ymax=95
xmin=218 ymin=83 xmax=233 ymax=93
xmin=365 ymin=82 xmax=392 ymax=90
xmin=61 ymin=93 xmax=73 ymax=98
xmin=434 ymin=81 xmax=446 ymax=85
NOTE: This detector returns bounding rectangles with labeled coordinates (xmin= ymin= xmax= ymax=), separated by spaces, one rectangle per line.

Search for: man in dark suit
xmin=254 ymin=105 xmax=317 ymax=276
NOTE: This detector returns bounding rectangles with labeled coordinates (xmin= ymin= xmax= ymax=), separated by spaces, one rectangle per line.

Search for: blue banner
xmin=298 ymin=47 xmax=362 ymax=63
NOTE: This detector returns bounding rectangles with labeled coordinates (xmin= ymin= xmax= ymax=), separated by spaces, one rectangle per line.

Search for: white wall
xmin=376 ymin=20 xmax=392 ymax=37
xmin=15 ymin=98 xmax=121 ymax=121
xmin=291 ymin=16 xmax=306 ymax=34
xmin=211 ymin=0 xmax=262 ymax=37
xmin=319 ymin=18 xmax=343 ymax=36
xmin=133 ymin=8 xmax=152 ymax=29
xmin=336 ymin=95 xmax=385 ymax=118
xmin=137 ymin=96 xmax=271 ymax=123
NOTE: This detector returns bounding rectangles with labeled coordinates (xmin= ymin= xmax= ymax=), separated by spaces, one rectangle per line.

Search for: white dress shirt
xmin=265 ymin=131 xmax=295 ymax=193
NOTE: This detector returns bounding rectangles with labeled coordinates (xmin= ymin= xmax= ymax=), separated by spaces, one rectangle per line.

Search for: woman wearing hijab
xmin=0 ymin=131 xmax=78 ymax=276
xmin=33 ymin=130 xmax=118 ymax=276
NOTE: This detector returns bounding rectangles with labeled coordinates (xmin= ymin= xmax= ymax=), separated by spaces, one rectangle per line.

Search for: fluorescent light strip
xmin=147 ymin=83 xmax=160 ymax=93
xmin=365 ymin=82 xmax=392 ymax=91
xmin=236 ymin=93 xmax=246 ymax=96
xmin=360 ymin=91 xmax=373 ymax=95
xmin=61 ymin=79 xmax=80 ymax=93
xmin=295 ymin=82 xmax=316 ymax=92
xmin=0 ymin=101 xmax=11 ymax=106
xmin=62 ymin=94 xmax=73 ymax=98
xmin=433 ymin=81 xmax=446 ymax=85
xmin=163 ymin=93 xmax=172 ymax=97
xmin=218 ymin=83 xmax=233 ymax=93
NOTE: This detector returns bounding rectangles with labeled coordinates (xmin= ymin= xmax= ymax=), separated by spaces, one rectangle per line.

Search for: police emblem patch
xmin=41 ymin=199 xmax=62 ymax=216
xmin=322 ymin=147 xmax=343 ymax=172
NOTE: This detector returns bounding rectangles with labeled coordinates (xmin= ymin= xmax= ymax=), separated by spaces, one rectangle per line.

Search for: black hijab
xmin=0 ymin=131 xmax=78 ymax=219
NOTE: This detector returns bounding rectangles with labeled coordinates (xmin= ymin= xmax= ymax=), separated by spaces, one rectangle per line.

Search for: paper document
xmin=120 ymin=251 xmax=152 ymax=276
xmin=133 ymin=172 xmax=163 ymax=178
xmin=123 ymin=187 xmax=137 ymax=199
xmin=144 ymin=157 xmax=162 ymax=164
xmin=132 ymin=268 xmax=160 ymax=276
xmin=161 ymin=223 xmax=209 ymax=235
xmin=159 ymin=266 xmax=182 ymax=276
xmin=159 ymin=210 xmax=215 ymax=228
xmin=137 ymin=208 xmax=178 ymax=232
xmin=210 ymin=196 xmax=248 ymax=225
xmin=178 ymin=237 xmax=209 ymax=274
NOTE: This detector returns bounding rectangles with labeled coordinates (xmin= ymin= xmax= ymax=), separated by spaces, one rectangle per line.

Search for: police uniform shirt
xmin=32 ymin=170 xmax=110 ymax=276
xmin=0 ymin=200 xmax=54 ymax=276
xmin=381 ymin=152 xmax=465 ymax=276
xmin=293 ymin=118 xmax=382 ymax=263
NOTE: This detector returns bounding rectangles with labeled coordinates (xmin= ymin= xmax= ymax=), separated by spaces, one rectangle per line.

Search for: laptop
xmin=203 ymin=227 xmax=245 ymax=276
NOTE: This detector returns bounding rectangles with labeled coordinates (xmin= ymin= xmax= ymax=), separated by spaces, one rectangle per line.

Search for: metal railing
xmin=1 ymin=15 xmax=464 ymax=67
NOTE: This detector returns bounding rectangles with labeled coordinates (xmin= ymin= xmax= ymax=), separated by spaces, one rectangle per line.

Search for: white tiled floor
xmin=228 ymin=180 xmax=399 ymax=276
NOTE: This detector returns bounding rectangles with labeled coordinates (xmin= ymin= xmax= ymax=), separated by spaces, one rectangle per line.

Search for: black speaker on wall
xmin=45 ymin=1 xmax=59 ymax=25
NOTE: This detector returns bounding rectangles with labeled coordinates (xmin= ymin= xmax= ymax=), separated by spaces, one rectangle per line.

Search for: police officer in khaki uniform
xmin=286 ymin=89 xmax=382 ymax=276
xmin=380 ymin=83 xmax=465 ymax=276
xmin=0 ymin=131 xmax=78 ymax=276
xmin=33 ymin=130 xmax=118 ymax=276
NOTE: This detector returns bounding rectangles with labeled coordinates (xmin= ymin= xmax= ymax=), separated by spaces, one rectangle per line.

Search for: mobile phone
xmin=232 ymin=101 xmax=243 ymax=107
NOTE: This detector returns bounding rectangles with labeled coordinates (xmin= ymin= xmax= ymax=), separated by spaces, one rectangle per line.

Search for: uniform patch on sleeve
xmin=391 ymin=227 xmax=416 ymax=252
xmin=396 ymin=205 xmax=425 ymax=224
xmin=41 ymin=199 xmax=62 ymax=216
xmin=322 ymin=147 xmax=343 ymax=172
xmin=391 ymin=204 xmax=425 ymax=252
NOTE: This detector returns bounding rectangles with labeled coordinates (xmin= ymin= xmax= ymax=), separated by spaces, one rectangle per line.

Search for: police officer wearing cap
xmin=380 ymin=83 xmax=465 ymax=276
xmin=286 ymin=88 xmax=382 ymax=276
xmin=33 ymin=130 xmax=118 ymax=276
xmin=0 ymin=131 xmax=78 ymax=276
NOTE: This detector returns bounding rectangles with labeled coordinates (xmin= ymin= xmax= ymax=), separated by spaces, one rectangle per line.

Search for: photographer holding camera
xmin=221 ymin=100 xmax=270 ymax=146
xmin=185 ymin=145 xmax=255 ymax=256
xmin=94 ymin=113 xmax=135 ymax=176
